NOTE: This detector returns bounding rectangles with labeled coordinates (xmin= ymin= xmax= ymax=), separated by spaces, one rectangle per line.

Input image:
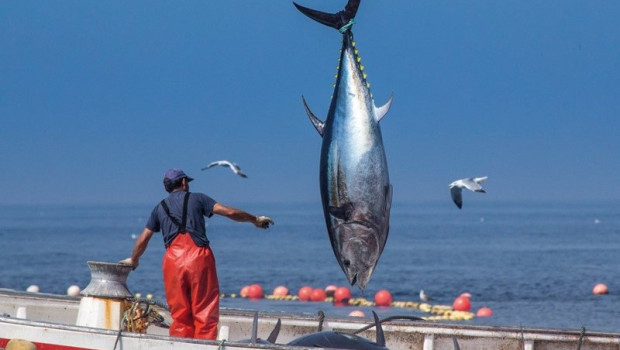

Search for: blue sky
xmin=1 ymin=1 xmax=618 ymax=206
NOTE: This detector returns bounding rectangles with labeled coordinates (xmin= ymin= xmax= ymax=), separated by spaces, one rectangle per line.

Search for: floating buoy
xmin=240 ymin=285 xmax=250 ymax=298
xmin=476 ymin=307 xmax=493 ymax=317
xmin=247 ymin=284 xmax=263 ymax=299
xmin=348 ymin=310 xmax=365 ymax=317
xmin=26 ymin=285 xmax=39 ymax=293
xmin=298 ymin=286 xmax=313 ymax=301
xmin=273 ymin=285 xmax=289 ymax=296
xmin=334 ymin=287 xmax=352 ymax=305
xmin=459 ymin=292 xmax=472 ymax=298
xmin=325 ymin=285 xmax=337 ymax=297
xmin=311 ymin=288 xmax=327 ymax=302
xmin=593 ymin=283 xmax=609 ymax=295
xmin=374 ymin=289 xmax=392 ymax=307
xmin=67 ymin=285 xmax=81 ymax=296
xmin=5 ymin=338 xmax=37 ymax=350
xmin=453 ymin=296 xmax=471 ymax=312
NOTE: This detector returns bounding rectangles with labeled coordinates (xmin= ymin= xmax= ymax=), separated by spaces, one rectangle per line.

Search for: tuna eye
xmin=343 ymin=259 xmax=351 ymax=267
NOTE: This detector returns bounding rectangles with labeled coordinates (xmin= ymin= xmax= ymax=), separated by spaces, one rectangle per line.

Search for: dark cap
xmin=164 ymin=168 xmax=194 ymax=182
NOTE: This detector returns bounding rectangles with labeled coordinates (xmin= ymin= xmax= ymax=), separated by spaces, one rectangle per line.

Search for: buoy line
xmin=220 ymin=294 xmax=475 ymax=321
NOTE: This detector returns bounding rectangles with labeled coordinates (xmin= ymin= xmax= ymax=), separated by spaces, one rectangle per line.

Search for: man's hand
xmin=119 ymin=257 xmax=138 ymax=270
xmin=254 ymin=216 xmax=274 ymax=229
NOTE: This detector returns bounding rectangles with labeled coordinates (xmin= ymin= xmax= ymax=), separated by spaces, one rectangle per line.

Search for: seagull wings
xmin=201 ymin=160 xmax=248 ymax=178
xmin=449 ymin=176 xmax=488 ymax=209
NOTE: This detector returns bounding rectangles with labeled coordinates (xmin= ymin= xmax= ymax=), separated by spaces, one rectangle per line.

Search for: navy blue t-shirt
xmin=146 ymin=191 xmax=217 ymax=247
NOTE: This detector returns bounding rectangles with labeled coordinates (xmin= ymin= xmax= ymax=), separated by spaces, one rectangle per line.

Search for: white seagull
xmin=201 ymin=160 xmax=247 ymax=178
xmin=419 ymin=289 xmax=431 ymax=302
xmin=449 ymin=176 xmax=487 ymax=209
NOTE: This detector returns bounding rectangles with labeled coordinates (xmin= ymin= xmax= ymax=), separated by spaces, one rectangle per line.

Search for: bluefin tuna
xmin=287 ymin=311 xmax=388 ymax=349
xmin=295 ymin=0 xmax=393 ymax=290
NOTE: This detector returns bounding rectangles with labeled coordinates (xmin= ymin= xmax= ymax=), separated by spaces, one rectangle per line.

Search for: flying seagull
xmin=201 ymin=160 xmax=247 ymax=178
xmin=449 ymin=176 xmax=487 ymax=209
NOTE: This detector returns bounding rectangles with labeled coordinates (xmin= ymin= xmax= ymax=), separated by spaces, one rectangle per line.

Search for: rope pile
xmin=122 ymin=298 xmax=167 ymax=333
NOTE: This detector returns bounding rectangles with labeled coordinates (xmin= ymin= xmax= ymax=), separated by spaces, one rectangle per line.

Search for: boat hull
xmin=1 ymin=289 xmax=619 ymax=350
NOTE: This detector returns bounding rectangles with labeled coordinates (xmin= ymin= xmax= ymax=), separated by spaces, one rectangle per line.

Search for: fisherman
xmin=120 ymin=168 xmax=274 ymax=340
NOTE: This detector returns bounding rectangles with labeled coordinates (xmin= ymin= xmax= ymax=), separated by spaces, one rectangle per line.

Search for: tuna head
xmin=328 ymin=201 xmax=388 ymax=290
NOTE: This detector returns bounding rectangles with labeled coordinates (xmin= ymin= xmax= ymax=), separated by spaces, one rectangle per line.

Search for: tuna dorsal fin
xmin=374 ymin=93 xmax=394 ymax=123
xmin=301 ymin=95 xmax=325 ymax=136
xmin=372 ymin=311 xmax=386 ymax=347
xmin=293 ymin=0 xmax=360 ymax=31
xmin=267 ymin=318 xmax=281 ymax=343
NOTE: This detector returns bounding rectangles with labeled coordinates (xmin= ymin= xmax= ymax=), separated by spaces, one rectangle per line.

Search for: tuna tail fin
xmin=301 ymin=95 xmax=325 ymax=136
xmin=293 ymin=0 xmax=360 ymax=31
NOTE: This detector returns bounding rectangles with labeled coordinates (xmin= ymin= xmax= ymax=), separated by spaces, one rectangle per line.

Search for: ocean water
xmin=1 ymin=200 xmax=619 ymax=333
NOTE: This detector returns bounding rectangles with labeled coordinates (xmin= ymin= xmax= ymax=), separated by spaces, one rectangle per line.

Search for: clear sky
xmin=1 ymin=1 xmax=618 ymax=206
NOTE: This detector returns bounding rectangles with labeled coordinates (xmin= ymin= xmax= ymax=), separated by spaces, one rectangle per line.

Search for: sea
xmin=1 ymin=200 xmax=619 ymax=333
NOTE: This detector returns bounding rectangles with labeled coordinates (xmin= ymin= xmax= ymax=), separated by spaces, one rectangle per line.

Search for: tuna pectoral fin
xmin=293 ymin=1 xmax=360 ymax=30
xmin=329 ymin=202 xmax=354 ymax=221
xmin=301 ymin=95 xmax=325 ymax=136
xmin=384 ymin=184 xmax=393 ymax=218
xmin=374 ymin=93 xmax=394 ymax=123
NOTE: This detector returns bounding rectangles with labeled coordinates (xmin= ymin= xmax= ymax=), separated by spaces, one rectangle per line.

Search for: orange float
xmin=310 ymin=288 xmax=327 ymax=302
xmin=334 ymin=287 xmax=352 ymax=305
xmin=272 ymin=285 xmax=289 ymax=296
xmin=453 ymin=296 xmax=471 ymax=311
xmin=325 ymin=285 xmax=337 ymax=297
xmin=348 ymin=310 xmax=365 ymax=317
xmin=298 ymin=286 xmax=313 ymax=301
xmin=476 ymin=307 xmax=493 ymax=317
xmin=593 ymin=283 xmax=609 ymax=295
xmin=240 ymin=285 xmax=250 ymax=298
xmin=247 ymin=284 xmax=264 ymax=299
xmin=374 ymin=289 xmax=392 ymax=307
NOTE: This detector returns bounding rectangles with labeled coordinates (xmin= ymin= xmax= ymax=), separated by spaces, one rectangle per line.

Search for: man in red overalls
xmin=121 ymin=168 xmax=273 ymax=339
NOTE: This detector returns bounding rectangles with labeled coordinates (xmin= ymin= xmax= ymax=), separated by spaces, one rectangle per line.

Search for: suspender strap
xmin=160 ymin=192 xmax=191 ymax=232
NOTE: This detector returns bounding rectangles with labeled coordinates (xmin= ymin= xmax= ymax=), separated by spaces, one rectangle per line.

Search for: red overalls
xmin=160 ymin=193 xmax=220 ymax=339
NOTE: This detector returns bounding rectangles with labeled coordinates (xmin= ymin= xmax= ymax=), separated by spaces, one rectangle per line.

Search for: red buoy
xmin=325 ymin=285 xmax=337 ymax=297
xmin=240 ymin=285 xmax=250 ymax=298
xmin=311 ymin=288 xmax=327 ymax=302
xmin=476 ymin=307 xmax=493 ymax=317
xmin=453 ymin=296 xmax=471 ymax=311
xmin=348 ymin=310 xmax=365 ymax=317
xmin=247 ymin=284 xmax=264 ymax=300
xmin=272 ymin=286 xmax=289 ymax=296
xmin=374 ymin=289 xmax=392 ymax=307
xmin=298 ymin=286 xmax=313 ymax=301
xmin=593 ymin=283 xmax=609 ymax=295
xmin=334 ymin=287 xmax=352 ymax=305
